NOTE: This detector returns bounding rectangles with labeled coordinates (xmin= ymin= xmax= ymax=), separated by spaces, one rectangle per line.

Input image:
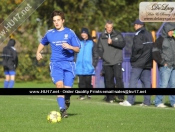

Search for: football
xmin=47 ymin=111 xmax=61 ymax=123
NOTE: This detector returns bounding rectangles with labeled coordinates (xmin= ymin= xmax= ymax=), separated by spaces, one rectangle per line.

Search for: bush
xmin=15 ymin=52 xmax=51 ymax=82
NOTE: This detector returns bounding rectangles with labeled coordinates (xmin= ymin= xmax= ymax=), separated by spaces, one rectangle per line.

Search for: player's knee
xmin=10 ymin=75 xmax=15 ymax=81
xmin=5 ymin=75 xmax=10 ymax=81
xmin=64 ymin=86 xmax=71 ymax=88
xmin=57 ymin=95 xmax=64 ymax=98
xmin=56 ymin=81 xmax=63 ymax=88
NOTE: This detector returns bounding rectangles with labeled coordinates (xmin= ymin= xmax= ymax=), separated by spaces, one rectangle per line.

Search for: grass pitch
xmin=0 ymin=88 xmax=175 ymax=132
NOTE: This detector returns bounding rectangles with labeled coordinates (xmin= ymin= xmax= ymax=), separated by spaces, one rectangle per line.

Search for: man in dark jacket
xmin=154 ymin=22 xmax=175 ymax=108
xmin=2 ymin=39 xmax=18 ymax=88
xmin=75 ymin=28 xmax=99 ymax=100
xmin=119 ymin=19 xmax=153 ymax=106
xmin=152 ymin=35 xmax=164 ymax=68
xmin=97 ymin=20 xmax=126 ymax=103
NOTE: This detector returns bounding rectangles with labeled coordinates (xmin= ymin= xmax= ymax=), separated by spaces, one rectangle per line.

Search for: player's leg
xmin=63 ymin=62 xmax=76 ymax=113
xmin=64 ymin=94 xmax=71 ymax=110
xmin=55 ymin=81 xmax=68 ymax=118
xmin=8 ymin=71 xmax=16 ymax=88
xmin=62 ymin=74 xmax=74 ymax=118
xmin=55 ymin=81 xmax=65 ymax=112
xmin=50 ymin=62 xmax=67 ymax=117
xmin=64 ymin=85 xmax=71 ymax=111
xmin=4 ymin=69 xmax=10 ymax=88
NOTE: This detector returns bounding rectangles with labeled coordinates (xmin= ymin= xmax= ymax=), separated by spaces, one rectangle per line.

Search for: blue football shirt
xmin=40 ymin=27 xmax=81 ymax=62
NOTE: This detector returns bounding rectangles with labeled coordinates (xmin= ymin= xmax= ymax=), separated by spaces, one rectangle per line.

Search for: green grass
xmin=0 ymin=81 xmax=175 ymax=132
xmin=0 ymin=81 xmax=78 ymax=88
xmin=0 ymin=82 xmax=175 ymax=132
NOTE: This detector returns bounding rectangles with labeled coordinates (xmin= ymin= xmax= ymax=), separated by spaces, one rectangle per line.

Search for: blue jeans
xmin=155 ymin=66 xmax=175 ymax=107
xmin=127 ymin=68 xmax=151 ymax=105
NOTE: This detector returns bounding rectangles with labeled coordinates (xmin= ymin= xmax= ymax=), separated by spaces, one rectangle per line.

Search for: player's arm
xmin=62 ymin=43 xmax=80 ymax=52
xmin=71 ymin=46 xmax=80 ymax=53
xmin=36 ymin=43 xmax=44 ymax=61
xmin=36 ymin=31 xmax=49 ymax=61
xmin=62 ymin=29 xmax=81 ymax=53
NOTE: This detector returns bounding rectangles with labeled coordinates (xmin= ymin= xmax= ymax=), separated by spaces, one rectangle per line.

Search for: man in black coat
xmin=119 ymin=19 xmax=153 ymax=106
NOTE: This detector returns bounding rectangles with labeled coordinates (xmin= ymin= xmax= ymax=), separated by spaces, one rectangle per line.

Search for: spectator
xmin=97 ymin=20 xmax=125 ymax=103
xmin=2 ymin=39 xmax=18 ymax=88
xmin=119 ymin=19 xmax=153 ymax=106
xmin=75 ymin=28 xmax=99 ymax=100
xmin=154 ymin=22 xmax=175 ymax=108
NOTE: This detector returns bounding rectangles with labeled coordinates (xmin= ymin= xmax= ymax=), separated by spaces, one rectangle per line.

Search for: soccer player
xmin=36 ymin=11 xmax=81 ymax=118
xmin=2 ymin=38 xmax=18 ymax=88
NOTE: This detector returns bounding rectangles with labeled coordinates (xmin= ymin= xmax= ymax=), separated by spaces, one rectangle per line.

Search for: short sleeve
xmin=40 ymin=33 xmax=49 ymax=45
xmin=70 ymin=30 xmax=81 ymax=48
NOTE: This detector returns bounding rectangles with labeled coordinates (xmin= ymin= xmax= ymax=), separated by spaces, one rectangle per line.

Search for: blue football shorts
xmin=4 ymin=70 xmax=16 ymax=75
xmin=49 ymin=61 xmax=76 ymax=87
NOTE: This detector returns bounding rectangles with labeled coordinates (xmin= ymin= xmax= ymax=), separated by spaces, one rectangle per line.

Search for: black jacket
xmin=2 ymin=39 xmax=18 ymax=70
xmin=97 ymin=30 xmax=125 ymax=65
xmin=152 ymin=35 xmax=164 ymax=68
xmin=130 ymin=27 xmax=153 ymax=68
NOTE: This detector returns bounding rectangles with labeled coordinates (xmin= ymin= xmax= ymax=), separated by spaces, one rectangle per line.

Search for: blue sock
xmin=8 ymin=80 xmax=15 ymax=88
xmin=57 ymin=97 xmax=65 ymax=110
xmin=4 ymin=81 xmax=9 ymax=88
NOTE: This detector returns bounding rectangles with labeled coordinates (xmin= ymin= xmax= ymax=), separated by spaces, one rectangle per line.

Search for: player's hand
xmin=36 ymin=52 xmax=43 ymax=61
xmin=108 ymin=38 xmax=112 ymax=44
xmin=62 ymin=43 xmax=72 ymax=50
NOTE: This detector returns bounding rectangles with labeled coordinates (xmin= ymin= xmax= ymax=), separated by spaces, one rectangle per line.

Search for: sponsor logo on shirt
xmin=64 ymin=34 xmax=68 ymax=39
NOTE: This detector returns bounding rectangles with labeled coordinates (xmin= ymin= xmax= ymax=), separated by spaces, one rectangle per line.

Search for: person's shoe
xmin=65 ymin=100 xmax=70 ymax=110
xmin=87 ymin=95 xmax=91 ymax=99
xmin=119 ymin=100 xmax=132 ymax=106
xmin=156 ymin=103 xmax=167 ymax=108
xmin=60 ymin=109 xmax=68 ymax=118
xmin=108 ymin=100 xmax=114 ymax=103
xmin=103 ymin=96 xmax=107 ymax=101
xmin=79 ymin=97 xmax=85 ymax=100
xmin=118 ymin=98 xmax=124 ymax=102
xmin=140 ymin=103 xmax=148 ymax=106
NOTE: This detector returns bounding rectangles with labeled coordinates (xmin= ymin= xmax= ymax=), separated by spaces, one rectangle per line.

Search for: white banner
xmin=139 ymin=2 xmax=175 ymax=22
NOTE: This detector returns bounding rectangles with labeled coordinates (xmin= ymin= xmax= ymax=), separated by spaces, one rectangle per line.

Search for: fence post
xmin=92 ymin=30 xmax=97 ymax=88
xmin=151 ymin=31 xmax=157 ymax=88
xmin=92 ymin=30 xmax=97 ymax=43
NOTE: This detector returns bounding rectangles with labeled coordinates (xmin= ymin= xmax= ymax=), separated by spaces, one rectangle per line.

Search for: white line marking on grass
xmin=28 ymin=97 xmax=175 ymax=111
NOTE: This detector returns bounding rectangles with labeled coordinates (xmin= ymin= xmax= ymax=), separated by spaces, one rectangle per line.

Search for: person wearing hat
xmin=119 ymin=19 xmax=153 ymax=106
xmin=75 ymin=27 xmax=99 ymax=100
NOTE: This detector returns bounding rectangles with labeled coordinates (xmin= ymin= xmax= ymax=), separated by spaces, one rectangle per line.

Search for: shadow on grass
xmin=165 ymin=101 xmax=171 ymax=107
xmin=68 ymin=113 xmax=79 ymax=117
xmin=134 ymin=101 xmax=143 ymax=105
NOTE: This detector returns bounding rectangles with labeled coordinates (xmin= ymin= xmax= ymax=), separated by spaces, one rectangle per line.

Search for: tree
xmin=0 ymin=0 xmax=168 ymax=81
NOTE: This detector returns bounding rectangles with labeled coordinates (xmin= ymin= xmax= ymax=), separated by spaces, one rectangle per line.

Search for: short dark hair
xmin=51 ymin=10 xmax=65 ymax=20
xmin=106 ymin=20 xmax=113 ymax=25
